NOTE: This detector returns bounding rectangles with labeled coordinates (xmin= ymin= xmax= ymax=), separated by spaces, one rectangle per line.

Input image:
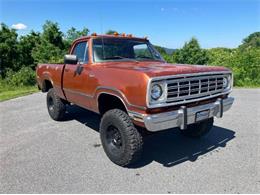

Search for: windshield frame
xmin=91 ymin=37 xmax=165 ymax=63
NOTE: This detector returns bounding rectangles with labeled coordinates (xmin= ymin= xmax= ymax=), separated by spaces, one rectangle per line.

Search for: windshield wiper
xmin=112 ymin=56 xmax=139 ymax=62
xmin=103 ymin=56 xmax=138 ymax=62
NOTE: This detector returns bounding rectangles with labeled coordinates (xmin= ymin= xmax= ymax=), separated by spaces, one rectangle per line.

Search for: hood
xmin=98 ymin=61 xmax=230 ymax=77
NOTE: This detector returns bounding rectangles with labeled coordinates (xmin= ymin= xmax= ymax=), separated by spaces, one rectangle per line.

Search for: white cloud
xmin=161 ymin=7 xmax=165 ymax=12
xmin=11 ymin=23 xmax=27 ymax=30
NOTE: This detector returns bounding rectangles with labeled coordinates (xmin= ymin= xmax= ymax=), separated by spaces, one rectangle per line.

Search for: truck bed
xmin=36 ymin=63 xmax=66 ymax=99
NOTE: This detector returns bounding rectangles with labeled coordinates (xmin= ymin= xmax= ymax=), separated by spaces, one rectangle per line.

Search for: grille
xmin=165 ymin=74 xmax=227 ymax=104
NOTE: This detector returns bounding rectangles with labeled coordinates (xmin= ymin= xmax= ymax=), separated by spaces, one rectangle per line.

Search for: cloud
xmin=11 ymin=23 xmax=27 ymax=30
xmin=161 ymin=7 xmax=165 ymax=12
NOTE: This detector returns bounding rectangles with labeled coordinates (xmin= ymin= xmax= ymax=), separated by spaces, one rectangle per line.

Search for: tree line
xmin=0 ymin=20 xmax=259 ymax=87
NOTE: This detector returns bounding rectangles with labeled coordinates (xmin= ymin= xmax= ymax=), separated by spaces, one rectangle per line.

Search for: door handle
xmin=89 ymin=73 xmax=95 ymax=78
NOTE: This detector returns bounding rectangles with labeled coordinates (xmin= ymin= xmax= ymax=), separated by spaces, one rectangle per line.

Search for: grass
xmin=0 ymin=86 xmax=38 ymax=102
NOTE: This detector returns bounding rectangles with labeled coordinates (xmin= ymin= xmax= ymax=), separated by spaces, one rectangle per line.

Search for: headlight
xmin=151 ymin=84 xmax=162 ymax=100
xmin=223 ymin=77 xmax=228 ymax=88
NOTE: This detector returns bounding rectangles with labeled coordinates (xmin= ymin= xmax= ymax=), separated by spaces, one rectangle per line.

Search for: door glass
xmin=72 ymin=41 xmax=88 ymax=63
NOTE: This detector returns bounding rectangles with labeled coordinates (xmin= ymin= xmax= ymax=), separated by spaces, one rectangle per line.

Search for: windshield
xmin=92 ymin=38 xmax=164 ymax=62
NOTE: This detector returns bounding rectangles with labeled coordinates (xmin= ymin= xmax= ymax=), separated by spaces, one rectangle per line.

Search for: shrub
xmin=5 ymin=67 xmax=36 ymax=87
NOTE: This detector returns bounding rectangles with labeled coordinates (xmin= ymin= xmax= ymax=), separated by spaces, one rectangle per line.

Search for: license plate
xmin=196 ymin=110 xmax=210 ymax=122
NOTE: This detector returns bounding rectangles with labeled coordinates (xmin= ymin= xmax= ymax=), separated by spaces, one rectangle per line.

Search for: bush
xmin=5 ymin=67 xmax=36 ymax=87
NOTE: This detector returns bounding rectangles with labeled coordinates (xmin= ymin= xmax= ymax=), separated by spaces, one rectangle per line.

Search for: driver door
xmin=63 ymin=40 xmax=91 ymax=108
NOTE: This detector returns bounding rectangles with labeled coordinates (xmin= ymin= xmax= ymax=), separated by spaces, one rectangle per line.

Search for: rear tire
xmin=100 ymin=109 xmax=143 ymax=167
xmin=180 ymin=118 xmax=214 ymax=138
xmin=46 ymin=88 xmax=66 ymax=121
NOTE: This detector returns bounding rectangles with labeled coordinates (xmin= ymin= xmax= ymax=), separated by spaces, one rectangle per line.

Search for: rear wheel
xmin=180 ymin=118 xmax=214 ymax=138
xmin=46 ymin=88 xmax=66 ymax=121
xmin=100 ymin=109 xmax=143 ymax=167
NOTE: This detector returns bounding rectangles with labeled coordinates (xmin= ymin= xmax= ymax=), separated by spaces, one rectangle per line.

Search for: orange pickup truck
xmin=36 ymin=33 xmax=234 ymax=166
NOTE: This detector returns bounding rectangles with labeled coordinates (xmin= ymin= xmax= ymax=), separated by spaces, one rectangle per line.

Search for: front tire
xmin=180 ymin=118 xmax=214 ymax=138
xmin=46 ymin=88 xmax=66 ymax=121
xmin=100 ymin=109 xmax=143 ymax=167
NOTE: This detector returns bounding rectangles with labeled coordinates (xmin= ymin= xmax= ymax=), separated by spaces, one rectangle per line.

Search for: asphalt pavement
xmin=0 ymin=89 xmax=259 ymax=193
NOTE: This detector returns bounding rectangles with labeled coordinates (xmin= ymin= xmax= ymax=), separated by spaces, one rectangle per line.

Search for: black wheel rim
xmin=105 ymin=125 xmax=123 ymax=153
xmin=48 ymin=96 xmax=54 ymax=112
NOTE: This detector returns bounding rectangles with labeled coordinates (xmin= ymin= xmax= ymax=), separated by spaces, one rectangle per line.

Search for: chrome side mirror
xmin=64 ymin=54 xmax=78 ymax=64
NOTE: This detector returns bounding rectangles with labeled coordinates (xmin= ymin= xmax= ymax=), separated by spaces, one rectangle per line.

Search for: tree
xmin=154 ymin=45 xmax=167 ymax=55
xmin=32 ymin=21 xmax=65 ymax=63
xmin=64 ymin=27 xmax=89 ymax=50
xmin=42 ymin=20 xmax=64 ymax=50
xmin=173 ymin=37 xmax=208 ymax=65
xmin=207 ymin=47 xmax=234 ymax=66
xmin=0 ymin=23 xmax=19 ymax=75
xmin=17 ymin=31 xmax=41 ymax=69
xmin=106 ymin=30 xmax=117 ymax=35
xmin=239 ymin=32 xmax=260 ymax=49
xmin=228 ymin=48 xmax=260 ymax=86
xmin=32 ymin=39 xmax=64 ymax=64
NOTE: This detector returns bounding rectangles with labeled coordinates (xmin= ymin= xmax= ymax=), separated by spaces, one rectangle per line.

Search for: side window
xmin=72 ymin=41 xmax=88 ymax=63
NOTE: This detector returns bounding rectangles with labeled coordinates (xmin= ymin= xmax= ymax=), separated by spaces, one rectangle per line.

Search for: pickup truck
xmin=36 ymin=33 xmax=234 ymax=167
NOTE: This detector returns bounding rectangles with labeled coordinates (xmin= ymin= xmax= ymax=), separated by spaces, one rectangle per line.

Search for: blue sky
xmin=0 ymin=0 xmax=259 ymax=48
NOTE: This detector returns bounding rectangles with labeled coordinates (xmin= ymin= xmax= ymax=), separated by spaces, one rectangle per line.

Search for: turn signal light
xmin=114 ymin=32 xmax=119 ymax=36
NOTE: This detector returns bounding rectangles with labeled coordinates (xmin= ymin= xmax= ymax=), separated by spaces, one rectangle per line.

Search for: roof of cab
xmin=74 ymin=34 xmax=148 ymax=42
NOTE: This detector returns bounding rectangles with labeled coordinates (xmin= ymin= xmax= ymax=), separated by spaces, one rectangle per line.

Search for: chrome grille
xmin=166 ymin=74 xmax=226 ymax=104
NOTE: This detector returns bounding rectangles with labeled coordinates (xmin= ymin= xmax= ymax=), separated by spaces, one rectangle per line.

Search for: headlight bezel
xmin=151 ymin=84 xmax=163 ymax=100
xmin=148 ymin=81 xmax=167 ymax=105
xmin=223 ymin=73 xmax=233 ymax=90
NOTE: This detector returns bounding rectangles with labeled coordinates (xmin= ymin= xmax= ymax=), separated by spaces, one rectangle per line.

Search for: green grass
xmin=0 ymin=86 xmax=38 ymax=102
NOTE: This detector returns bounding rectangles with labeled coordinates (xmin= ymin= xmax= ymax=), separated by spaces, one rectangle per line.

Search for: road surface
xmin=0 ymin=89 xmax=259 ymax=193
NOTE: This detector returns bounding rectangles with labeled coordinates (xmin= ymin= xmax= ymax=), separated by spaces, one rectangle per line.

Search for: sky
xmin=0 ymin=0 xmax=259 ymax=49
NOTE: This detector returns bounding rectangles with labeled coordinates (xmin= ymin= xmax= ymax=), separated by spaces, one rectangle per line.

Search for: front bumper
xmin=130 ymin=97 xmax=234 ymax=132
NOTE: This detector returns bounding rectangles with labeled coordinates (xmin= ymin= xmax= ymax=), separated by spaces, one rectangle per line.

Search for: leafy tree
xmin=32 ymin=39 xmax=64 ymax=64
xmin=32 ymin=21 xmax=65 ymax=63
xmin=227 ymin=48 xmax=260 ymax=86
xmin=173 ymin=37 xmax=208 ymax=65
xmin=239 ymin=32 xmax=260 ymax=49
xmin=207 ymin=47 xmax=234 ymax=66
xmin=0 ymin=23 xmax=19 ymax=74
xmin=154 ymin=45 xmax=167 ymax=55
xmin=106 ymin=30 xmax=117 ymax=35
xmin=17 ymin=31 xmax=41 ymax=69
xmin=42 ymin=20 xmax=64 ymax=50
xmin=64 ymin=27 xmax=89 ymax=50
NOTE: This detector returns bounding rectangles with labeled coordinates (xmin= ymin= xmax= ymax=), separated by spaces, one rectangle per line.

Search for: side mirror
xmin=64 ymin=54 xmax=78 ymax=64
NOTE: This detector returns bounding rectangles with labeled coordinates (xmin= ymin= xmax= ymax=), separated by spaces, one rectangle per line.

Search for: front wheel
xmin=100 ymin=109 xmax=143 ymax=167
xmin=180 ymin=118 xmax=214 ymax=138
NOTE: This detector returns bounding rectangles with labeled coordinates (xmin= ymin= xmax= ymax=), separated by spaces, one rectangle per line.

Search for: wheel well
xmin=42 ymin=80 xmax=53 ymax=92
xmin=98 ymin=93 xmax=127 ymax=115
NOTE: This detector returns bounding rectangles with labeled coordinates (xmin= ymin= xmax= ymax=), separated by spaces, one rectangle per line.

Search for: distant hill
xmin=154 ymin=45 xmax=176 ymax=55
xmin=163 ymin=47 xmax=176 ymax=55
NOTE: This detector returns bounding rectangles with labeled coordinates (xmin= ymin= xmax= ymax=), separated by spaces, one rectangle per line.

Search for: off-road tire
xmin=46 ymin=88 xmax=66 ymax=121
xmin=100 ymin=109 xmax=143 ymax=167
xmin=180 ymin=118 xmax=214 ymax=138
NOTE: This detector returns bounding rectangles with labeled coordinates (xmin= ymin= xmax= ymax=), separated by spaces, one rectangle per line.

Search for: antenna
xmin=100 ymin=16 xmax=105 ymax=60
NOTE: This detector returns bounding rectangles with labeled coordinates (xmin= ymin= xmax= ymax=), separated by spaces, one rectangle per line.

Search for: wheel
xmin=100 ymin=109 xmax=143 ymax=167
xmin=180 ymin=118 xmax=214 ymax=138
xmin=46 ymin=88 xmax=66 ymax=121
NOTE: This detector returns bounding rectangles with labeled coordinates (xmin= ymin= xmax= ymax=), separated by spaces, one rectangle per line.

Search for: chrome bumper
xmin=130 ymin=97 xmax=234 ymax=132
